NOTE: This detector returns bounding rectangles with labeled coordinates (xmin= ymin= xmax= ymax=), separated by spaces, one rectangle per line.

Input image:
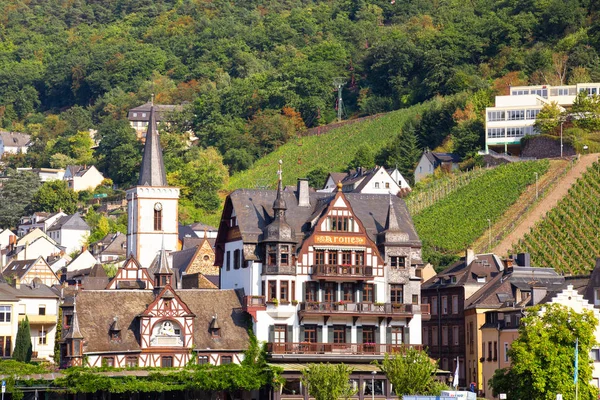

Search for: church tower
xmin=126 ymin=104 xmax=180 ymax=268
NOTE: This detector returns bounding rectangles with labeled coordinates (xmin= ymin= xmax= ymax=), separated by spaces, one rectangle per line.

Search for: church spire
xmin=272 ymin=160 xmax=286 ymax=218
xmin=138 ymin=105 xmax=167 ymax=187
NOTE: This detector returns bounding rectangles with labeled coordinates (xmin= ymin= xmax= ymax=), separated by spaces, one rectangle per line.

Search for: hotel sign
xmin=314 ymin=235 xmax=366 ymax=245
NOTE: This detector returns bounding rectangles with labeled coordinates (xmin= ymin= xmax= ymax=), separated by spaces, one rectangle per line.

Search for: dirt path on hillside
xmin=492 ymin=153 xmax=599 ymax=256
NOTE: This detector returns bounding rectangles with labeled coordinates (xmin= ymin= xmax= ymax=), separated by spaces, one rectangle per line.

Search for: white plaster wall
xmin=60 ymin=229 xmax=90 ymax=254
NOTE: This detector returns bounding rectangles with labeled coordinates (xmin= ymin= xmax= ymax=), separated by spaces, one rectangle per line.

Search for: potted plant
xmin=268 ymin=298 xmax=279 ymax=306
xmin=291 ymin=299 xmax=299 ymax=306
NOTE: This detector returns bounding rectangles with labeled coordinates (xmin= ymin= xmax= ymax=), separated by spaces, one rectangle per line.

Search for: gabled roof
xmin=72 ymin=288 xmax=249 ymax=353
xmin=3 ymin=257 xmax=47 ymax=280
xmin=0 ymin=131 xmax=31 ymax=147
xmin=47 ymin=213 xmax=90 ymax=232
xmin=422 ymin=253 xmax=504 ymax=290
xmin=101 ymin=232 xmax=126 ymax=255
xmin=127 ymin=103 xmax=183 ymax=121
xmin=423 ymin=151 xmax=461 ymax=166
xmin=221 ymin=189 xmax=420 ymax=246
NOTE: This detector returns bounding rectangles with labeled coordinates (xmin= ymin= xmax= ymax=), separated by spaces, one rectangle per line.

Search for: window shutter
xmin=317 ymin=325 xmax=323 ymax=343
xmin=328 ymin=326 xmax=334 ymax=343
xmin=357 ymin=282 xmax=364 ymax=303
xmin=300 ymin=325 xmax=305 ymax=341
xmin=357 ymin=326 xmax=363 ymax=344
xmin=386 ymin=326 xmax=392 ymax=345
xmin=375 ymin=325 xmax=380 ymax=344
xmin=403 ymin=327 xmax=410 ymax=345
xmin=287 ymin=325 xmax=293 ymax=343
xmin=268 ymin=326 xmax=274 ymax=343
xmin=345 ymin=326 xmax=351 ymax=344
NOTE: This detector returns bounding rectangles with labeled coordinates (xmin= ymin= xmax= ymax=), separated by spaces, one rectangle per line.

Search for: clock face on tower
xmin=154 ymin=202 xmax=163 ymax=211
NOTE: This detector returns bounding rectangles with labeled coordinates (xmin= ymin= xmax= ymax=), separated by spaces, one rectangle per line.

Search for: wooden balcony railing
xmin=267 ymin=342 xmax=422 ymax=355
xmin=299 ymin=302 xmax=430 ymax=317
xmin=311 ymin=264 xmax=373 ymax=280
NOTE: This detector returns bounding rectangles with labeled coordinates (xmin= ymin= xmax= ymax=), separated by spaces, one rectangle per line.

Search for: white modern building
xmin=485 ymin=83 xmax=600 ymax=154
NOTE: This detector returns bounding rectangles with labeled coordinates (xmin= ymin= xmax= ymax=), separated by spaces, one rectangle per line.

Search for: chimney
xmin=502 ymin=257 xmax=514 ymax=272
xmin=531 ymin=286 xmax=547 ymax=305
xmin=297 ymin=178 xmax=310 ymax=207
xmin=466 ymin=249 xmax=475 ymax=266
xmin=516 ymin=253 xmax=530 ymax=267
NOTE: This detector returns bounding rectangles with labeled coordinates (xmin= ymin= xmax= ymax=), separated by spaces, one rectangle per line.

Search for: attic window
xmin=210 ymin=316 xmax=221 ymax=338
xmin=477 ymin=276 xmax=486 ymax=283
xmin=451 ymin=276 xmax=457 ymax=283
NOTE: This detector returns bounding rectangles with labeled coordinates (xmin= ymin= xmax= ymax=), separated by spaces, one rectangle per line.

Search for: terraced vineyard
xmin=512 ymin=160 xmax=600 ymax=274
xmin=228 ymin=102 xmax=429 ymax=190
xmin=406 ymin=167 xmax=488 ymax=216
xmin=413 ymin=160 xmax=550 ymax=257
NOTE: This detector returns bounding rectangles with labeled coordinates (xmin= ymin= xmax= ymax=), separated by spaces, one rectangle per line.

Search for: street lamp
xmin=534 ymin=172 xmax=538 ymax=199
xmin=371 ymin=370 xmax=377 ymax=400
xmin=560 ymin=121 xmax=564 ymax=158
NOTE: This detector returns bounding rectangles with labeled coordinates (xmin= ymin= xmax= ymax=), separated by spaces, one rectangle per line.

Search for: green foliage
xmin=512 ymin=161 xmax=600 ymax=274
xmin=414 ymin=160 xmax=549 ymax=264
xmin=13 ymin=317 xmax=32 ymax=363
xmin=30 ymin=180 xmax=78 ymax=214
xmin=95 ymin=119 xmax=142 ymax=187
xmin=54 ymin=307 xmax=62 ymax=365
xmin=376 ymin=120 xmax=422 ymax=184
xmin=301 ymin=363 xmax=357 ymax=400
xmin=0 ymin=169 xmax=41 ymax=229
xmin=229 ymin=103 xmax=428 ymax=191
xmin=347 ymin=144 xmax=375 ymax=171
xmin=375 ymin=348 xmax=447 ymax=396
xmin=489 ymin=303 xmax=598 ymax=400
xmin=306 ymin=166 xmax=330 ymax=189
xmin=571 ymin=91 xmax=600 ymax=131
xmin=534 ymin=102 xmax=563 ymax=134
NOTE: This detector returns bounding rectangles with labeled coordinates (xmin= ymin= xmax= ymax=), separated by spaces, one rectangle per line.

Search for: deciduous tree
xmin=375 ymin=348 xmax=446 ymax=396
xmin=301 ymin=363 xmax=356 ymax=400
xmin=0 ymin=169 xmax=41 ymax=229
xmin=31 ymin=180 xmax=78 ymax=214
xmin=489 ymin=303 xmax=598 ymax=400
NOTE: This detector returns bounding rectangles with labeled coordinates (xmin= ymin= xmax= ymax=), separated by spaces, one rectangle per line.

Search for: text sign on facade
xmin=314 ymin=235 xmax=366 ymax=245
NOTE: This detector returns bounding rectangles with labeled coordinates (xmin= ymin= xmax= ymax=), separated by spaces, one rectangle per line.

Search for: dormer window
xmin=477 ymin=276 xmax=486 ymax=283
xmin=451 ymin=276 xmax=457 ymax=283
xmin=210 ymin=316 xmax=221 ymax=338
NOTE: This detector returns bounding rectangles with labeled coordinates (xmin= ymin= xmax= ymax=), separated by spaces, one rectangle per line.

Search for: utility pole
xmin=333 ymin=77 xmax=347 ymax=122
xmin=534 ymin=172 xmax=538 ymax=199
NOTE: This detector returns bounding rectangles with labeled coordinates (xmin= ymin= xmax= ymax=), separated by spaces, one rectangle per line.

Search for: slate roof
xmin=0 ymin=131 xmax=31 ymax=148
xmin=47 ymin=213 xmax=90 ymax=232
xmin=0 ymin=282 xmax=58 ymax=299
xmin=138 ymin=106 xmax=167 ymax=187
xmin=422 ymin=253 xmax=504 ymax=290
xmin=65 ymin=165 xmax=95 ymax=178
xmin=224 ymin=189 xmax=420 ymax=246
xmin=3 ymin=258 xmax=44 ymax=280
xmin=540 ymin=275 xmax=590 ymax=304
xmin=73 ymin=289 xmax=249 ymax=353
xmin=101 ymin=233 xmax=126 ymax=256
xmin=127 ymin=103 xmax=182 ymax=122
xmin=172 ymin=247 xmax=198 ymax=278
xmin=326 ymin=172 xmax=349 ymax=186
xmin=424 ymin=152 xmax=461 ymax=166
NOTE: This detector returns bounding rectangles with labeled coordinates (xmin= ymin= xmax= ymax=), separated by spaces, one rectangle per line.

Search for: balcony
xmin=311 ymin=264 xmax=373 ymax=281
xmin=242 ymin=296 xmax=266 ymax=321
xmin=267 ymin=342 xmax=422 ymax=358
xmin=18 ymin=314 xmax=57 ymax=325
xmin=262 ymin=265 xmax=296 ymax=275
xmin=298 ymin=302 xmax=430 ymax=320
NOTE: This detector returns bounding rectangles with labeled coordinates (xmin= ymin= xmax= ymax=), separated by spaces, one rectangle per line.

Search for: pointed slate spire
xmin=272 ymin=160 xmax=286 ymax=217
xmin=153 ymin=235 xmax=173 ymax=287
xmin=65 ymin=297 xmax=83 ymax=340
xmin=138 ymin=105 xmax=167 ymax=186
xmin=384 ymin=192 xmax=401 ymax=232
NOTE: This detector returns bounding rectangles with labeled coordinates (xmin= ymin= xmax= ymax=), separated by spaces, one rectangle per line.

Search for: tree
xmin=376 ymin=121 xmax=422 ymax=184
xmin=95 ymin=119 xmax=142 ymax=187
xmin=301 ymin=363 xmax=357 ymax=400
xmin=31 ymin=180 xmax=78 ymax=214
xmin=375 ymin=348 xmax=446 ymax=396
xmin=571 ymin=91 xmax=600 ymax=132
xmin=347 ymin=144 xmax=375 ymax=171
xmin=489 ymin=303 xmax=598 ymax=400
xmin=534 ymin=102 xmax=563 ymax=135
xmin=306 ymin=167 xmax=329 ymax=189
xmin=13 ymin=317 xmax=32 ymax=363
xmin=0 ymin=169 xmax=41 ymax=229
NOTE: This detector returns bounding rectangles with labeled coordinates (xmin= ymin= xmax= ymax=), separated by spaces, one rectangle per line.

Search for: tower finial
xmin=151 ymin=93 xmax=155 ymax=105
xmin=337 ymin=181 xmax=343 ymax=192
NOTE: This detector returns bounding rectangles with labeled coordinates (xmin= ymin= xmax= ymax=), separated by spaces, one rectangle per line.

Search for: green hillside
xmin=512 ymin=161 xmax=600 ymax=274
xmin=228 ymin=103 xmax=429 ymax=190
xmin=413 ymin=160 xmax=550 ymax=266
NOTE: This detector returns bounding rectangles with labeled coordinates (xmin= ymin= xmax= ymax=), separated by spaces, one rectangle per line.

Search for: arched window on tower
xmin=154 ymin=203 xmax=163 ymax=231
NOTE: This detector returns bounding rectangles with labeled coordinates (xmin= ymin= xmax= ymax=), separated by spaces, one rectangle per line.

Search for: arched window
xmin=154 ymin=203 xmax=163 ymax=231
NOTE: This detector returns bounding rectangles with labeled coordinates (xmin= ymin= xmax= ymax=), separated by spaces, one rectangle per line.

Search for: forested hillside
xmin=2 ymin=0 xmax=600 ymax=223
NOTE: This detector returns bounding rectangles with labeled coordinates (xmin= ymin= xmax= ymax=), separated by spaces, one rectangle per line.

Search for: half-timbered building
xmin=216 ymin=167 xmax=430 ymax=398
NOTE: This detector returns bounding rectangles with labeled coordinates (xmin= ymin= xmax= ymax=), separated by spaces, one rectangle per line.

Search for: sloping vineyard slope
xmin=512 ymin=157 xmax=600 ymax=274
